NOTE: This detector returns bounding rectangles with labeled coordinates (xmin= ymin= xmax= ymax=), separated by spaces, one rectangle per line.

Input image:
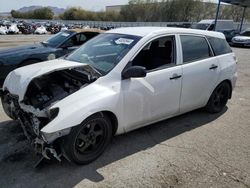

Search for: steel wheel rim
xmin=75 ymin=119 xmax=106 ymax=155
xmin=213 ymin=85 xmax=228 ymax=108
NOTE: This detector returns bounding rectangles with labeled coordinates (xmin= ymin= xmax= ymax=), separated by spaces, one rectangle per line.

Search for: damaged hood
xmin=3 ymin=59 xmax=87 ymax=100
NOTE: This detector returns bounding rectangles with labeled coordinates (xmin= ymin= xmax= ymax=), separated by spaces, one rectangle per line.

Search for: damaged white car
xmin=1 ymin=27 xmax=237 ymax=165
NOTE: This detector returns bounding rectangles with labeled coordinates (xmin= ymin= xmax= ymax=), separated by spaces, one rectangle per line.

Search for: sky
xmin=0 ymin=0 xmax=219 ymax=12
xmin=0 ymin=0 xmax=129 ymax=12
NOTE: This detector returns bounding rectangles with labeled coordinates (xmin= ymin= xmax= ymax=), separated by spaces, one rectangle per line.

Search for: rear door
xmin=179 ymin=35 xmax=220 ymax=113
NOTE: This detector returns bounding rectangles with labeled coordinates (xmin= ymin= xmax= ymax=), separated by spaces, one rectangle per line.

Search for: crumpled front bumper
xmin=1 ymin=91 xmax=63 ymax=162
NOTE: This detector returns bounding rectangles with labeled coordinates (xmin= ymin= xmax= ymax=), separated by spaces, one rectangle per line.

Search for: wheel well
xmin=79 ymin=111 xmax=118 ymax=136
xmin=101 ymin=111 xmax=118 ymax=136
xmin=221 ymin=80 xmax=233 ymax=99
xmin=18 ymin=58 xmax=42 ymax=67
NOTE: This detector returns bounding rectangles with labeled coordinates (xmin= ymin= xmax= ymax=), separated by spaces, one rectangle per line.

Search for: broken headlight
xmin=48 ymin=107 xmax=59 ymax=120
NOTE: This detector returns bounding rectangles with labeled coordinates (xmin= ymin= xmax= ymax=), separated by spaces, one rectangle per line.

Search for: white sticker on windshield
xmin=115 ymin=38 xmax=134 ymax=45
xmin=62 ymin=33 xmax=70 ymax=37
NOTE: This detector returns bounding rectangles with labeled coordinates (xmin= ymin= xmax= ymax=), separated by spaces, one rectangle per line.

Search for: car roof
xmin=68 ymin=28 xmax=104 ymax=33
xmin=106 ymin=27 xmax=225 ymax=39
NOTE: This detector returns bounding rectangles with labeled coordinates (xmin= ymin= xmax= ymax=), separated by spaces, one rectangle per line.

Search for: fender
xmin=41 ymin=82 xmax=124 ymax=135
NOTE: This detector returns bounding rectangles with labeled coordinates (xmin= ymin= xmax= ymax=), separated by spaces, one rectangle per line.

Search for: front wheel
xmin=205 ymin=82 xmax=231 ymax=113
xmin=62 ymin=113 xmax=112 ymax=165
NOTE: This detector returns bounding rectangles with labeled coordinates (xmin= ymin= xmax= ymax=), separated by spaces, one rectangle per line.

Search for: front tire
xmin=205 ymin=82 xmax=231 ymax=113
xmin=62 ymin=113 xmax=112 ymax=165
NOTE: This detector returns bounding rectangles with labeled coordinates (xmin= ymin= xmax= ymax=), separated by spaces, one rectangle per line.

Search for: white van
xmin=191 ymin=19 xmax=234 ymax=31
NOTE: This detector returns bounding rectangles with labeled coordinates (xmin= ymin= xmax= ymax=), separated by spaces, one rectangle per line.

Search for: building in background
xmin=106 ymin=5 xmax=124 ymax=12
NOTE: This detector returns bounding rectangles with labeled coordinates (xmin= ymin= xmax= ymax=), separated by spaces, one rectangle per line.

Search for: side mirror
xmin=122 ymin=66 xmax=147 ymax=79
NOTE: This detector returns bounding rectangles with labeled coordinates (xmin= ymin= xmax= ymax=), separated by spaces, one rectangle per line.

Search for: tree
xmin=11 ymin=7 xmax=54 ymax=20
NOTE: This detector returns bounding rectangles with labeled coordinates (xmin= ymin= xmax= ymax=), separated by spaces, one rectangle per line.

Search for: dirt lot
xmin=0 ymin=35 xmax=249 ymax=188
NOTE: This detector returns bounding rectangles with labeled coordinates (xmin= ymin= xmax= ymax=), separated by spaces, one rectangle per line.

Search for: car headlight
xmin=41 ymin=128 xmax=71 ymax=144
xmin=48 ymin=107 xmax=59 ymax=121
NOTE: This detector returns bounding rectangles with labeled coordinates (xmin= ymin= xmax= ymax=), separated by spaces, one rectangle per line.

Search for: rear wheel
xmin=62 ymin=113 xmax=112 ymax=164
xmin=205 ymin=82 xmax=231 ymax=113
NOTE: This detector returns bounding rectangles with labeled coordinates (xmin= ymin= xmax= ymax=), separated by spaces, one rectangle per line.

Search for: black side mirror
xmin=122 ymin=66 xmax=147 ymax=79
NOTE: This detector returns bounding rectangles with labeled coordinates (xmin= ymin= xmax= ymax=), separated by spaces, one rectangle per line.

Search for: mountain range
xmin=17 ymin=6 xmax=65 ymax=15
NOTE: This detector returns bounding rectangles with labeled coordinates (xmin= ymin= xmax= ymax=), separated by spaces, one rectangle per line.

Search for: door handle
xmin=209 ymin=64 xmax=218 ymax=70
xmin=170 ymin=73 xmax=182 ymax=80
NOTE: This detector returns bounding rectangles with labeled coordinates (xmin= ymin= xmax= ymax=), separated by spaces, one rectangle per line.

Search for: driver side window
xmin=132 ymin=36 xmax=176 ymax=71
xmin=63 ymin=34 xmax=87 ymax=47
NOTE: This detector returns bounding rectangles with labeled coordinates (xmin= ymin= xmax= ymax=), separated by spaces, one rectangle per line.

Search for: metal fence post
xmin=240 ymin=6 xmax=247 ymax=32
xmin=214 ymin=0 xmax=221 ymax=31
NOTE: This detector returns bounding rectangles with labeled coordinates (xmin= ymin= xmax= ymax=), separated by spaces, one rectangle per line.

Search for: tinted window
xmin=132 ymin=36 xmax=176 ymax=71
xmin=180 ymin=35 xmax=212 ymax=63
xmin=241 ymin=31 xmax=250 ymax=36
xmin=43 ymin=31 xmax=74 ymax=47
xmin=207 ymin=37 xmax=232 ymax=56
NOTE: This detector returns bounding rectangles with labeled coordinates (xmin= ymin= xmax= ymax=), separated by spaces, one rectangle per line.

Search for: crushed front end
xmin=1 ymin=91 xmax=65 ymax=162
xmin=1 ymin=65 xmax=100 ymax=164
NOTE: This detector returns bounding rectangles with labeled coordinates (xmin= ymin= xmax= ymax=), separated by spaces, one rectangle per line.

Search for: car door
xmin=122 ymin=35 xmax=182 ymax=131
xmin=179 ymin=35 xmax=220 ymax=113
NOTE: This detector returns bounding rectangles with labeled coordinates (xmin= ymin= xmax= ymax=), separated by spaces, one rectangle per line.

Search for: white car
xmin=231 ymin=29 xmax=250 ymax=47
xmin=7 ymin=24 xmax=19 ymax=34
xmin=34 ymin=26 xmax=47 ymax=34
xmin=0 ymin=26 xmax=7 ymax=35
xmin=1 ymin=27 xmax=237 ymax=165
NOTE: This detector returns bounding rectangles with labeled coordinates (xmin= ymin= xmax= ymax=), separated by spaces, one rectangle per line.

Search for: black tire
xmin=19 ymin=59 xmax=40 ymax=67
xmin=1 ymin=92 xmax=17 ymax=120
xmin=62 ymin=113 xmax=112 ymax=165
xmin=206 ymin=82 xmax=231 ymax=113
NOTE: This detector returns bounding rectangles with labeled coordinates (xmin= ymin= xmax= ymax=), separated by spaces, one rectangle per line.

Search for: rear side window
xmin=180 ymin=35 xmax=212 ymax=63
xmin=207 ymin=37 xmax=232 ymax=56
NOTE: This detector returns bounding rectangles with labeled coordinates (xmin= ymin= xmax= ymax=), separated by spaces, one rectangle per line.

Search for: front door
xmin=122 ymin=35 xmax=182 ymax=131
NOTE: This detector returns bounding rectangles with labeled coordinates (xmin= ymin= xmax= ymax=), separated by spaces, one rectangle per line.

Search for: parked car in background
xmin=1 ymin=27 xmax=237 ymax=165
xmin=0 ymin=26 xmax=7 ymax=35
xmin=0 ymin=28 xmax=103 ymax=86
xmin=34 ymin=25 xmax=47 ymax=34
xmin=191 ymin=20 xmax=236 ymax=42
xmin=191 ymin=19 xmax=234 ymax=31
xmin=7 ymin=24 xmax=19 ymax=34
xmin=231 ymin=28 xmax=250 ymax=47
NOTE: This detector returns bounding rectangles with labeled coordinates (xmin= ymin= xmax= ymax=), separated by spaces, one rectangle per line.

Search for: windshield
xmin=191 ymin=23 xmax=210 ymax=30
xmin=241 ymin=31 xmax=250 ymax=37
xmin=66 ymin=33 xmax=141 ymax=75
xmin=43 ymin=31 xmax=74 ymax=47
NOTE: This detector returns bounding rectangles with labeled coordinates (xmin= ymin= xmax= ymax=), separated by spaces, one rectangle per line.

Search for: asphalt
xmin=0 ymin=35 xmax=249 ymax=188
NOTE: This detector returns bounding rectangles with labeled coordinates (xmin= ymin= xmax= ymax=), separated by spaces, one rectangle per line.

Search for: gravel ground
xmin=0 ymin=35 xmax=249 ymax=188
